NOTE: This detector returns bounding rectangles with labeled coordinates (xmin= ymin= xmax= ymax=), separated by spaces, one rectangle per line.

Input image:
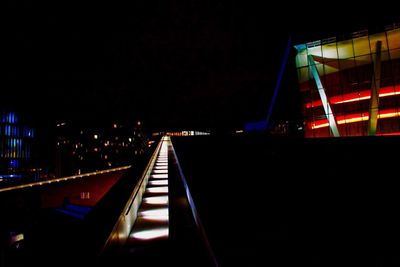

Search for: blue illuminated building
xmin=0 ymin=112 xmax=35 ymax=180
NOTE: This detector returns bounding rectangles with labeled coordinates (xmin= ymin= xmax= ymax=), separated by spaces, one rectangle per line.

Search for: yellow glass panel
xmin=369 ymin=32 xmax=388 ymax=52
xmin=297 ymin=66 xmax=311 ymax=84
xmin=307 ymin=45 xmax=323 ymax=58
xmin=387 ymin=29 xmax=400 ymax=50
xmin=353 ymin=36 xmax=370 ymax=56
xmin=315 ymin=62 xmax=325 ymax=76
xmin=337 ymin=39 xmax=354 ymax=59
xmin=322 ymin=42 xmax=338 ymax=60
xmin=381 ymin=51 xmax=391 ymax=62
xmin=389 ymin=48 xmax=400 ymax=60
xmin=354 ymin=55 xmax=372 ymax=66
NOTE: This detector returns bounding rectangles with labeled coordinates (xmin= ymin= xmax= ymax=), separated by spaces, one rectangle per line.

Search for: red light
xmin=306 ymin=85 xmax=400 ymax=108
xmin=376 ymin=132 xmax=400 ymax=136
xmin=309 ymin=109 xmax=400 ymax=129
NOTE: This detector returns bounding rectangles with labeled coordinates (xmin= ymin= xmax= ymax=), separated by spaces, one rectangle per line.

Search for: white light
xmin=146 ymin=186 xmax=168 ymax=193
xmin=154 ymin=166 xmax=168 ymax=170
xmin=140 ymin=208 xmax=168 ymax=217
xmin=141 ymin=215 xmax=169 ymax=222
xmin=149 ymin=180 xmax=168 ymax=186
xmin=152 ymin=169 xmax=168 ymax=174
xmin=10 ymin=233 xmax=24 ymax=243
xmin=151 ymin=174 xmax=168 ymax=179
xmin=131 ymin=228 xmax=169 ymax=240
xmin=143 ymin=196 xmax=168 ymax=204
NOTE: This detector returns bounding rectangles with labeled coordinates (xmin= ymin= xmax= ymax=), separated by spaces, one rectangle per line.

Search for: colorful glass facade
xmin=0 ymin=112 xmax=34 ymax=176
xmin=295 ymin=24 xmax=400 ymax=137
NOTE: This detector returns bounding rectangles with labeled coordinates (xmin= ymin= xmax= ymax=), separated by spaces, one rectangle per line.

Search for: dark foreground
xmin=172 ymin=134 xmax=400 ymax=266
xmin=1 ymin=134 xmax=399 ymax=266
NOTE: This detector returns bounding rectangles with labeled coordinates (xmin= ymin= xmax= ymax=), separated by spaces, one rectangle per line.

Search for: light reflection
xmin=143 ymin=196 xmax=168 ymax=204
xmin=146 ymin=186 xmax=168 ymax=193
xmin=152 ymin=169 xmax=168 ymax=174
xmin=151 ymin=174 xmax=168 ymax=179
xmin=154 ymin=166 xmax=168 ymax=169
xmin=131 ymin=228 xmax=169 ymax=240
xmin=141 ymin=215 xmax=169 ymax=222
xmin=140 ymin=208 xmax=168 ymax=217
xmin=155 ymin=163 xmax=168 ymax=166
xmin=149 ymin=180 xmax=168 ymax=186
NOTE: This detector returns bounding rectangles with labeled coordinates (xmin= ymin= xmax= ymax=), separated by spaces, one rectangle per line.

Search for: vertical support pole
xmin=308 ymin=55 xmax=340 ymax=137
xmin=368 ymin=41 xmax=382 ymax=136
xmin=265 ymin=36 xmax=292 ymax=130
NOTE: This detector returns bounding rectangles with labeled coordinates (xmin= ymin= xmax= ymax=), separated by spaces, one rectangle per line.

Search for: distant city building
xmin=0 ymin=112 xmax=36 ymax=181
xmin=152 ymin=130 xmax=211 ymax=137
xmin=55 ymin=121 xmax=149 ymax=177
xmin=295 ymin=23 xmax=400 ymax=137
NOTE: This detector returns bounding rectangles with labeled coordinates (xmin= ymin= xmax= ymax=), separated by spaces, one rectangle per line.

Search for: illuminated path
xmin=104 ymin=136 xmax=218 ymax=266
xmin=128 ymin=136 xmax=170 ymax=242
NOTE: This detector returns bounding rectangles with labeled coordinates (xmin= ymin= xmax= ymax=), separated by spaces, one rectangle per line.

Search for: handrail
xmin=100 ymin=137 xmax=163 ymax=253
xmin=170 ymin=140 xmax=219 ymax=267
xmin=124 ymin=138 xmax=162 ymax=216
xmin=0 ymin=166 xmax=131 ymax=193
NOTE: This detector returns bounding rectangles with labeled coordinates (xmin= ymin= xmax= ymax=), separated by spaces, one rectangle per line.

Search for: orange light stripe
xmin=306 ymin=85 xmax=400 ymax=108
xmin=310 ymin=109 xmax=400 ymax=129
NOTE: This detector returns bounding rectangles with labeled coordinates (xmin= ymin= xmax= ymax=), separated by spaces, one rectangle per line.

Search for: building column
xmin=368 ymin=41 xmax=382 ymax=136
xmin=308 ymin=55 xmax=340 ymax=137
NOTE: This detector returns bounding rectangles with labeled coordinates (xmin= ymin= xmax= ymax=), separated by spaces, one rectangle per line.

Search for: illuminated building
xmin=295 ymin=23 xmax=400 ymax=137
xmin=0 ymin=112 xmax=35 ymax=180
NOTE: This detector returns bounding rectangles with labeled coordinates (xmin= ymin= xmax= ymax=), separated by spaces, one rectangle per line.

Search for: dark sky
xmin=4 ymin=1 xmax=399 ymax=132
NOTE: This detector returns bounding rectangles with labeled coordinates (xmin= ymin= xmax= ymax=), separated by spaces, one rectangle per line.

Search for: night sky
xmin=5 ymin=1 xmax=399 ymax=132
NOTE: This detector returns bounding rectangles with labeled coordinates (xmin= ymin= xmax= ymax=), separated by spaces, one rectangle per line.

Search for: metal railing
xmin=0 ymin=166 xmax=131 ymax=193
